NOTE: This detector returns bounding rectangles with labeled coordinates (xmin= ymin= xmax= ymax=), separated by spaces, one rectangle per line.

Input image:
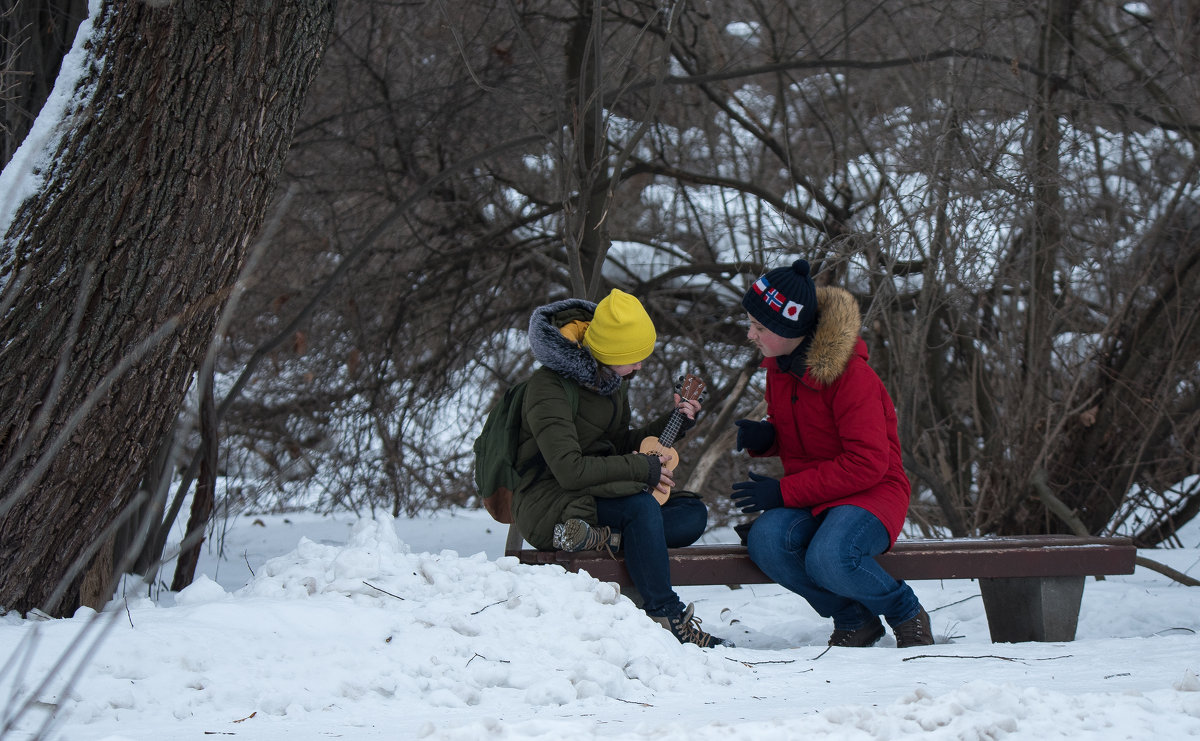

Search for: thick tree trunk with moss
xmin=0 ymin=0 xmax=334 ymax=617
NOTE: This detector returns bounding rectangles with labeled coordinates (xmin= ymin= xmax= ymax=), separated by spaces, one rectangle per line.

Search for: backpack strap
xmin=532 ymin=366 xmax=579 ymax=412
xmin=559 ymin=372 xmax=579 ymax=415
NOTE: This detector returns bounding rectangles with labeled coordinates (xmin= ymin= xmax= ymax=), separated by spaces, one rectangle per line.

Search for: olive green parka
xmin=512 ymin=299 xmax=681 ymax=550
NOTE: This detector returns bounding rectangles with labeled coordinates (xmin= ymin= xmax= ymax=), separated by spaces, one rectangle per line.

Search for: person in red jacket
xmin=730 ymin=259 xmax=935 ymax=648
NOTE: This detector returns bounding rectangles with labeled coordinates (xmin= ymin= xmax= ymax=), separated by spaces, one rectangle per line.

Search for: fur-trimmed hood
xmin=527 ymin=298 xmax=623 ymax=395
xmin=792 ymin=285 xmax=864 ymax=387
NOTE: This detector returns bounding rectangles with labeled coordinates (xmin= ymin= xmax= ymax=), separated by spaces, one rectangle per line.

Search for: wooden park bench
xmin=507 ymin=533 xmax=1137 ymax=643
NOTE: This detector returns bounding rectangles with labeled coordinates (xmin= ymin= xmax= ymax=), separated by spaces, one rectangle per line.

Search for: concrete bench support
xmin=979 ymin=575 xmax=1086 ymax=643
xmin=509 ymin=535 xmax=1136 ymax=643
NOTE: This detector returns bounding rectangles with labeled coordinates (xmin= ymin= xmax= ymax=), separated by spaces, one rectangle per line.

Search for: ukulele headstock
xmin=674 ymin=374 xmax=706 ymax=403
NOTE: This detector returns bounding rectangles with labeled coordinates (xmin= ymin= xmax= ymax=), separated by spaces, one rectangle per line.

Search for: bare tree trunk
xmin=996 ymin=0 xmax=1080 ymax=534
xmin=564 ymin=1 xmax=611 ymax=300
xmin=0 ymin=0 xmax=334 ymax=617
xmin=171 ymin=366 xmax=217 ymax=591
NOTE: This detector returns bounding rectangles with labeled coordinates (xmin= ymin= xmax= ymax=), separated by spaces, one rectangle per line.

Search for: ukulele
xmin=637 ymin=374 xmax=706 ymax=505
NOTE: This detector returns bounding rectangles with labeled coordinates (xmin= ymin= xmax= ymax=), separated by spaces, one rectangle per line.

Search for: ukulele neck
xmin=657 ymin=410 xmax=687 ymax=449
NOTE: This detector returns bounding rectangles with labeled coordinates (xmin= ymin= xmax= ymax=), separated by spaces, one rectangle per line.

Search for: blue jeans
xmin=595 ymin=493 xmax=707 ymax=617
xmin=746 ymin=505 xmax=920 ymax=629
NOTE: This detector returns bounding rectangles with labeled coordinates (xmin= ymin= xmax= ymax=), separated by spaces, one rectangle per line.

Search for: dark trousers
xmin=747 ymin=505 xmax=920 ymax=629
xmin=594 ymin=493 xmax=707 ymax=617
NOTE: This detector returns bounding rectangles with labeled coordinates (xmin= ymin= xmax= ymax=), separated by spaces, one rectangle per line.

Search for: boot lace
xmin=670 ymin=604 xmax=724 ymax=648
xmin=894 ymin=608 xmax=934 ymax=648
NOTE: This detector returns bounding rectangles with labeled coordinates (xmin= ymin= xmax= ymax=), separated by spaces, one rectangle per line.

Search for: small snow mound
xmin=175 ymin=575 xmax=228 ymax=605
xmin=347 ymin=514 xmax=409 ymax=555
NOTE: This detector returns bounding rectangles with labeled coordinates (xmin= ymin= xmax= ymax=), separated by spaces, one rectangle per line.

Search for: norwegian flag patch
xmin=751 ymin=276 xmax=801 ymax=318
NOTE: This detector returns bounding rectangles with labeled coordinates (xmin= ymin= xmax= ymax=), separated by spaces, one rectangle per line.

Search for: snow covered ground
xmin=2 ymin=508 xmax=1199 ymax=740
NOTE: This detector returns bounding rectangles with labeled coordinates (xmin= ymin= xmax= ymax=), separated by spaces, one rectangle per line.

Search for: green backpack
xmin=473 ymin=370 xmax=577 ymax=524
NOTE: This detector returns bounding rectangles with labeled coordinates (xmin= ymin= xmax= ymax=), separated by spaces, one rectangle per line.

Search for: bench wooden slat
xmin=510 ymin=536 xmax=1136 ymax=588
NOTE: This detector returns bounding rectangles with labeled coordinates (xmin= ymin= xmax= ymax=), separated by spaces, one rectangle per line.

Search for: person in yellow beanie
xmin=510 ymin=289 xmax=729 ymax=648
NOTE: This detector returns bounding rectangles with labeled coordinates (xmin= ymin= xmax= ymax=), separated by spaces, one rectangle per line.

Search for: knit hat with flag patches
xmin=583 ymin=288 xmax=657 ymax=365
xmin=742 ymin=259 xmax=819 ymax=338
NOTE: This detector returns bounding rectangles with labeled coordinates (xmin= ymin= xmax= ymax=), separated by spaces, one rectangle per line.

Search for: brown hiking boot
xmin=652 ymin=603 xmax=730 ymax=648
xmin=828 ymin=615 xmax=886 ymax=647
xmin=894 ymin=607 xmax=935 ymax=648
xmin=552 ymin=519 xmax=621 ymax=555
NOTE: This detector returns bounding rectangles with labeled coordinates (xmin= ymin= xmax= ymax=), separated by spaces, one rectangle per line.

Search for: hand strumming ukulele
xmin=637 ymin=374 xmax=706 ymax=505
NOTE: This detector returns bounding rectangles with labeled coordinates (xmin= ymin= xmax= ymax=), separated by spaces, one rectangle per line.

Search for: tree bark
xmin=0 ymin=0 xmax=334 ymax=616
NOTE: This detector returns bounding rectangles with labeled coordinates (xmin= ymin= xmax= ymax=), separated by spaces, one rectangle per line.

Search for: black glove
xmin=730 ymin=471 xmax=784 ymax=513
xmin=735 ymin=419 xmax=776 ymax=453
xmin=643 ymin=454 xmax=663 ymax=492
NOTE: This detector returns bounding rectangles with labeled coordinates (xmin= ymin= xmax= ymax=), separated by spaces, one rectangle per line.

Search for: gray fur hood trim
xmin=527 ymin=298 xmax=623 ymax=395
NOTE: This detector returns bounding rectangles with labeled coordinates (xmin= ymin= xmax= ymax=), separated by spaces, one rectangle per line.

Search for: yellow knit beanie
xmin=583 ymin=289 xmax=657 ymax=365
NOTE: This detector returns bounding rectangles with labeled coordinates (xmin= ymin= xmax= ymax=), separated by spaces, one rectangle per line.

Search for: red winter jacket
xmin=747 ymin=286 xmax=912 ymax=545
